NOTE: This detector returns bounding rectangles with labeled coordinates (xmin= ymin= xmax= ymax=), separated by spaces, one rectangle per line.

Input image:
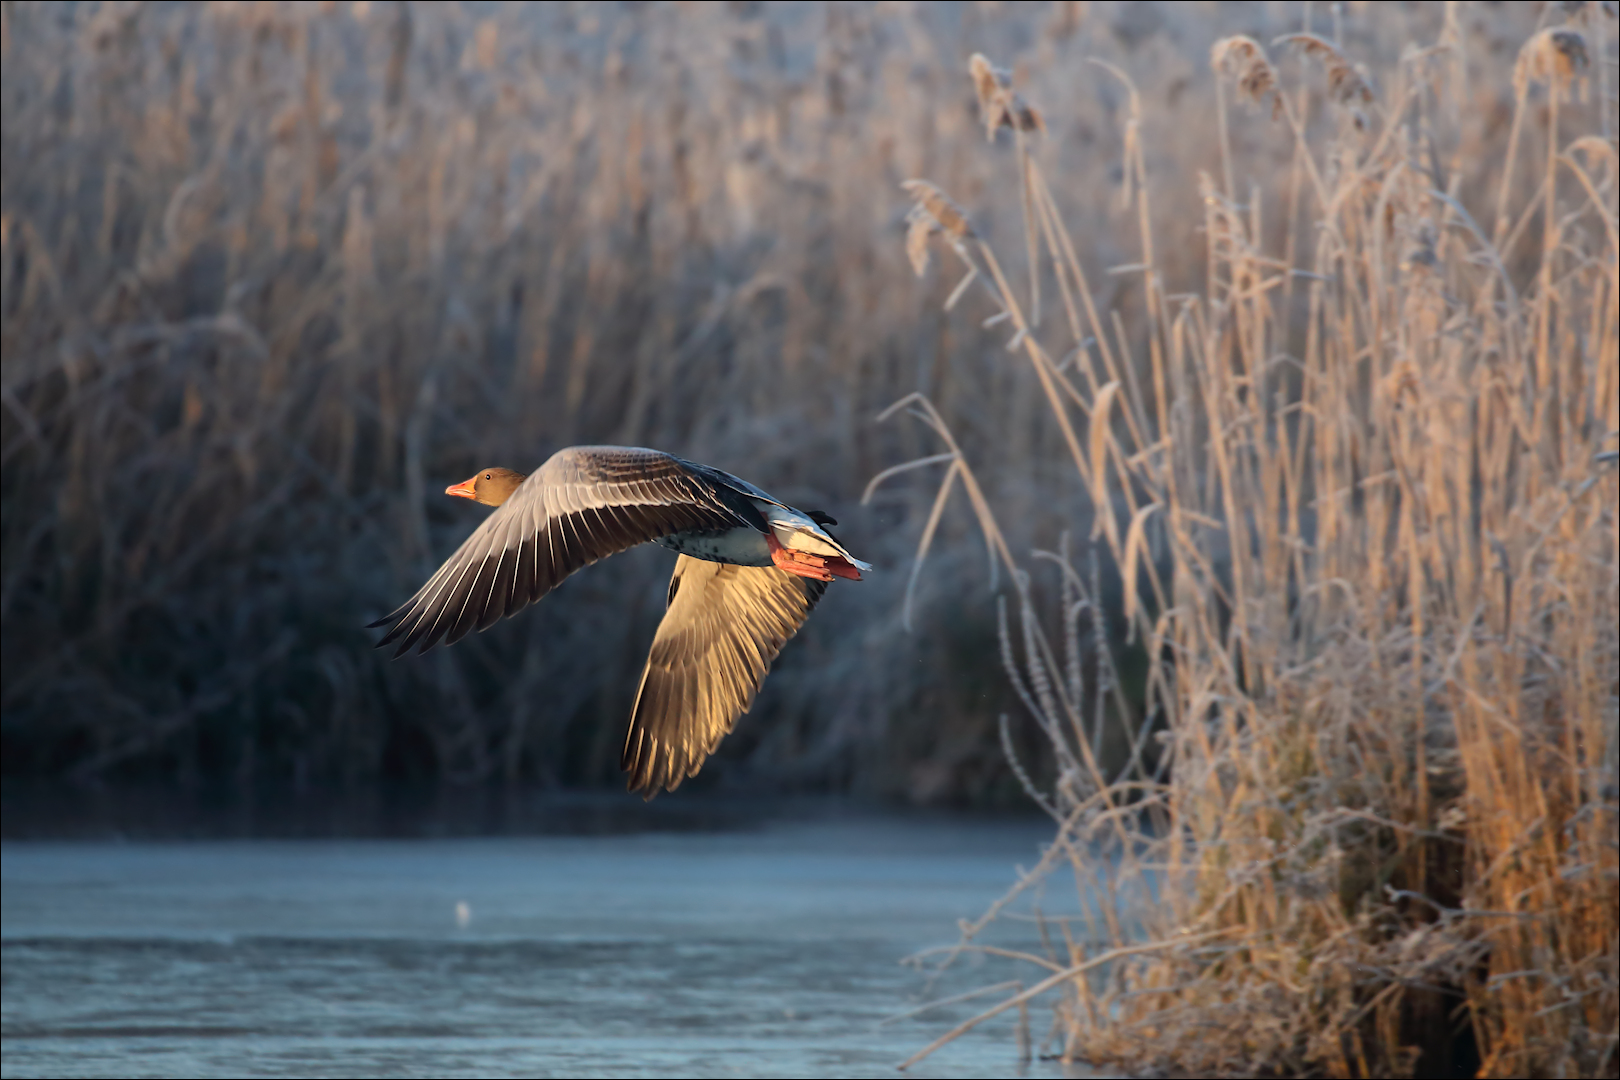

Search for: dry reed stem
xmin=885 ymin=17 xmax=1619 ymax=1078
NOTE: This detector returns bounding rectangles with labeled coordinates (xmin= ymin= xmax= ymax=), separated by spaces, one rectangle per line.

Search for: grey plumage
xmin=368 ymin=445 xmax=860 ymax=797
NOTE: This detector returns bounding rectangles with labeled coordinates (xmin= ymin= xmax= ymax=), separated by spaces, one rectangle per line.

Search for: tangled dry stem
xmin=882 ymin=16 xmax=1618 ymax=1077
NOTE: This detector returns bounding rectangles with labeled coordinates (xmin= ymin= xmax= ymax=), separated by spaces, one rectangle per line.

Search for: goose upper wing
xmin=369 ymin=447 xmax=752 ymax=657
xmin=621 ymin=556 xmax=826 ymax=797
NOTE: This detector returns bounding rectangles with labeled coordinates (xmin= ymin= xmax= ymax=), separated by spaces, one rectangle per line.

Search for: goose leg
xmin=766 ymin=533 xmax=835 ymax=582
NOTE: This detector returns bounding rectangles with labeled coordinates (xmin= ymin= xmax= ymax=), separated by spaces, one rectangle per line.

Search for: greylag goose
xmin=368 ymin=446 xmax=871 ymax=797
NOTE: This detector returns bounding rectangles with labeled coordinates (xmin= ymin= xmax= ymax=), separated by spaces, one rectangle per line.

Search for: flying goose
xmin=368 ymin=446 xmax=871 ymax=797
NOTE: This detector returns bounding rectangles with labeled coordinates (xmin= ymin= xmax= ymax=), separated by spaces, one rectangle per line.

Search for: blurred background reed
xmin=0 ymin=1 xmax=1590 ymax=811
xmin=0 ymin=0 xmax=1190 ymax=803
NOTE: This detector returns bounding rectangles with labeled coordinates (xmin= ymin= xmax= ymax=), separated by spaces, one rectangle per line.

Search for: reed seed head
xmin=1277 ymin=33 xmax=1376 ymax=107
xmin=968 ymin=52 xmax=1046 ymax=141
xmin=1515 ymin=28 xmax=1591 ymax=98
xmin=1211 ymin=36 xmax=1279 ymax=115
xmin=901 ymin=179 xmax=975 ymax=241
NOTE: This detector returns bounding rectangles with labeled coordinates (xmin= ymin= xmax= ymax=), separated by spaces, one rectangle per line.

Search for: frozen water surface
xmin=2 ymin=811 xmax=1116 ymax=1078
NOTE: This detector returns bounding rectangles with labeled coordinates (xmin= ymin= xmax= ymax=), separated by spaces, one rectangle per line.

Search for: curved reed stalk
xmin=884 ymin=14 xmax=1617 ymax=1076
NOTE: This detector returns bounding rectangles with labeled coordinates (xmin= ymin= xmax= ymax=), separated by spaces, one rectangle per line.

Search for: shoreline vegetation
xmin=886 ymin=8 xmax=1617 ymax=1079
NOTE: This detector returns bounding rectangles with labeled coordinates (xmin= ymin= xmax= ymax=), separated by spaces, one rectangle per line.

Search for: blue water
xmin=2 ymin=813 xmax=1113 ymax=1078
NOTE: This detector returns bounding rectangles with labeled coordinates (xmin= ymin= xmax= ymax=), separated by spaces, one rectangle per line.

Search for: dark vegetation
xmin=2 ymin=0 xmax=1333 ymax=803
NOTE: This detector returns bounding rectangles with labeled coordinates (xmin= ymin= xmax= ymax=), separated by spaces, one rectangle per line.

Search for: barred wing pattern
xmin=621 ymin=556 xmax=826 ymax=796
xmin=368 ymin=447 xmax=747 ymax=657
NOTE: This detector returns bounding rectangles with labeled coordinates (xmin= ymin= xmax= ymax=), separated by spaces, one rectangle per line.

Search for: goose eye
xmin=484 ymin=473 xmax=491 ymax=480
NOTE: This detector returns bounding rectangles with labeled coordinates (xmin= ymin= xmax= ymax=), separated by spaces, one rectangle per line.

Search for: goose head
xmin=445 ymin=468 xmax=528 ymax=507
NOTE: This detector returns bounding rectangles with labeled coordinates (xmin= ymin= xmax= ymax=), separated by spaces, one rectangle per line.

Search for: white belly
xmin=655 ymin=526 xmax=772 ymax=566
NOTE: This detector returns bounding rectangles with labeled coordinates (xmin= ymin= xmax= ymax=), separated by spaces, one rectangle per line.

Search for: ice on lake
xmin=2 ymin=808 xmax=1117 ymax=1079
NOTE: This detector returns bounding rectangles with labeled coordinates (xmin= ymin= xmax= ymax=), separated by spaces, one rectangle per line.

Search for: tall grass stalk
xmin=7 ymin=1 xmax=1253 ymax=797
xmin=883 ymin=11 xmax=1617 ymax=1077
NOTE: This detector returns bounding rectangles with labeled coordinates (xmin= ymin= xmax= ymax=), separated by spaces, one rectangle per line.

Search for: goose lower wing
xmin=621 ymin=556 xmax=826 ymax=797
xmin=369 ymin=447 xmax=744 ymax=657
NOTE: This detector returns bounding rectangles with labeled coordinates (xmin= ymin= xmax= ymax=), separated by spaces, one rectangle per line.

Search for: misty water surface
xmin=2 ymin=811 xmax=1116 ymax=1079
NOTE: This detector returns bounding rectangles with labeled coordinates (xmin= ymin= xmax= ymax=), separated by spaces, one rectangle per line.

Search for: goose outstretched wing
xmin=620 ymin=556 xmax=826 ymax=796
xmin=369 ymin=447 xmax=753 ymax=657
